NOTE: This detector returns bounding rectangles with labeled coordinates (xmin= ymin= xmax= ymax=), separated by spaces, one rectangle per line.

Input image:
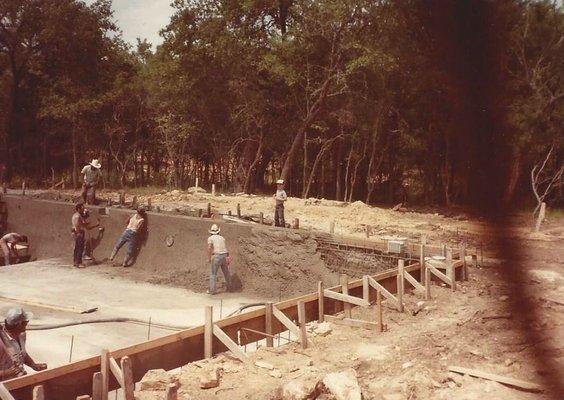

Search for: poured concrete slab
xmin=0 ymin=258 xmax=265 ymax=369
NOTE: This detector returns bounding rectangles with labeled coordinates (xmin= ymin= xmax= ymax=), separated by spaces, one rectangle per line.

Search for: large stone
xmin=281 ymin=378 xmax=318 ymax=400
xmin=139 ymin=369 xmax=179 ymax=391
xmin=255 ymin=361 xmax=275 ymax=370
xmin=314 ymin=322 xmax=333 ymax=337
xmin=322 ymin=369 xmax=362 ymax=400
xmin=200 ymin=368 xmax=220 ymax=389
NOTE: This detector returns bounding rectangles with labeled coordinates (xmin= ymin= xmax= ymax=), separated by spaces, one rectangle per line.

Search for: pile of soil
xmin=237 ymin=228 xmax=339 ymax=298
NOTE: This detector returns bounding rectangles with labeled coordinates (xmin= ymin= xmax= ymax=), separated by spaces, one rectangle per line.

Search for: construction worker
xmin=72 ymin=204 xmax=102 ymax=268
xmin=207 ymin=224 xmax=232 ymax=295
xmin=109 ymin=206 xmax=146 ymax=267
xmin=273 ymin=179 xmax=287 ymax=227
xmin=0 ymin=233 xmax=27 ymax=266
xmin=0 ymin=308 xmax=47 ymax=381
xmin=80 ymin=159 xmax=102 ymax=204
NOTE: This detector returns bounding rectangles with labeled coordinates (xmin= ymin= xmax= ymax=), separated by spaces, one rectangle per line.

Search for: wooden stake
xmin=362 ymin=276 xmax=369 ymax=303
xmin=121 ymin=356 xmax=134 ymax=400
xmin=329 ymin=221 xmax=335 ymax=234
xmin=397 ymin=260 xmax=404 ymax=312
xmin=211 ymin=183 xmax=216 ymax=196
xmin=131 ymin=196 xmax=138 ymax=209
xmin=441 ymin=243 xmax=446 ymax=257
xmin=341 ymin=274 xmax=351 ymax=319
xmin=165 ymin=383 xmax=178 ymax=400
xmin=265 ymin=302 xmax=273 ymax=347
xmin=460 ymin=243 xmax=467 ymax=281
xmin=297 ymin=301 xmax=308 ymax=349
xmin=207 ymin=202 xmax=211 ymax=217
xmin=259 ymin=212 xmax=264 ymax=224
xmin=236 ymin=203 xmax=241 ymax=218
xmin=419 ymin=243 xmax=426 ymax=285
xmin=147 ymin=197 xmax=152 ymax=210
xmin=195 ymin=177 xmax=199 ymax=189
xmin=425 ymin=265 xmax=431 ymax=300
xmin=100 ymin=349 xmax=109 ymax=400
xmin=21 ymin=181 xmax=26 ymax=196
xmin=317 ymin=281 xmax=324 ymax=323
xmin=447 ymin=248 xmax=455 ymax=291
xmin=92 ymin=372 xmax=102 ymax=400
xmin=205 ymin=305 xmax=213 ymax=358
xmin=32 ymin=385 xmax=44 ymax=400
xmin=376 ymin=290 xmax=383 ymax=332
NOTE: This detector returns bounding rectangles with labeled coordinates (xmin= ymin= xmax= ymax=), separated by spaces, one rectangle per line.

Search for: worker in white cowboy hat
xmin=206 ymin=224 xmax=232 ymax=295
xmin=0 ymin=308 xmax=47 ymax=381
xmin=80 ymin=159 xmax=102 ymax=205
xmin=273 ymin=179 xmax=287 ymax=227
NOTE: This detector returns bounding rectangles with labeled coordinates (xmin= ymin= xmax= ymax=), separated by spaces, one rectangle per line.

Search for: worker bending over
xmin=0 ymin=308 xmax=47 ymax=381
xmin=71 ymin=203 xmax=101 ymax=268
xmin=273 ymin=179 xmax=287 ymax=227
xmin=207 ymin=224 xmax=232 ymax=295
xmin=0 ymin=233 xmax=27 ymax=266
xmin=109 ymin=206 xmax=146 ymax=267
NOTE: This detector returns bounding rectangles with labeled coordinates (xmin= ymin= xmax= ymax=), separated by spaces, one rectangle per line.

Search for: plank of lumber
xmin=120 ymin=356 xmax=134 ymax=400
xmin=366 ymin=276 xmax=400 ymax=308
xmin=212 ymin=324 xmax=247 ymax=362
xmin=448 ymin=366 xmax=543 ymax=392
xmin=205 ymin=306 xmax=213 ymax=358
xmin=341 ymin=274 xmax=351 ymax=318
xmin=404 ymin=270 xmax=425 ymax=292
xmin=297 ymin=301 xmax=308 ymax=349
xmin=0 ymin=384 xmax=16 ymax=400
xmin=92 ymin=372 xmax=102 ymax=400
xmin=427 ymin=265 xmax=453 ymax=286
xmin=272 ymin=306 xmax=300 ymax=337
xmin=317 ymin=282 xmax=324 ymax=323
xmin=323 ymin=290 xmax=369 ymax=307
xmin=108 ymin=357 xmax=124 ymax=388
xmin=32 ymin=386 xmax=44 ymax=400
xmin=323 ymin=315 xmax=380 ymax=330
xmin=265 ymin=303 xmax=273 ymax=347
xmin=100 ymin=349 xmax=109 ymax=400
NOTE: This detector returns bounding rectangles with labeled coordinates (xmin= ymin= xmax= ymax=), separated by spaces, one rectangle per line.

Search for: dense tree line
xmin=0 ymin=0 xmax=562 ymax=206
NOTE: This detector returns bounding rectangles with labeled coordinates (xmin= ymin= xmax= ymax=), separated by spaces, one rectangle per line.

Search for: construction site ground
xmin=1 ymin=188 xmax=563 ymax=398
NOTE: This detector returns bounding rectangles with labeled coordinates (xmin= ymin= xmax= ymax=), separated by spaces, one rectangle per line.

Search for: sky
xmin=84 ymin=0 xmax=175 ymax=47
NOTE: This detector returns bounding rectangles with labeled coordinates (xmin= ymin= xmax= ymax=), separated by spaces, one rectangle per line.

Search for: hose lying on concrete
xmin=28 ymin=304 xmax=268 ymax=332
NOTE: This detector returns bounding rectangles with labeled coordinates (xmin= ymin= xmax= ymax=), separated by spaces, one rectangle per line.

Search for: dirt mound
xmin=237 ymin=228 xmax=339 ymax=298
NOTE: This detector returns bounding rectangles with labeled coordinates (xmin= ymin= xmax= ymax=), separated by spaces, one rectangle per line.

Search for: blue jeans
xmin=209 ymin=254 xmax=231 ymax=293
xmin=111 ymin=229 xmax=137 ymax=266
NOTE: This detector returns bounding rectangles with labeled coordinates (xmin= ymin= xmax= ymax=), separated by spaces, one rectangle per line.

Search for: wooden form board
xmin=4 ymin=261 xmax=463 ymax=400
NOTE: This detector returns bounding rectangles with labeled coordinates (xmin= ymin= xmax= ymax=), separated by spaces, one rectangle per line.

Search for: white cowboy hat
xmin=276 ymin=179 xmax=284 ymax=184
xmin=90 ymin=159 xmax=102 ymax=169
xmin=209 ymin=224 xmax=220 ymax=234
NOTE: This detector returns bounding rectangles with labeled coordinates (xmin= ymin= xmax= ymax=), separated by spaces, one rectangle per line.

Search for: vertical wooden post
xmin=119 ymin=192 xmax=125 ymax=206
xmin=92 ymin=372 xmax=102 ymax=400
xmin=420 ymin=243 xmax=426 ymax=285
xmin=198 ymin=208 xmax=203 ymax=218
xmin=265 ymin=302 xmax=273 ymax=347
xmin=329 ymin=221 xmax=335 ymax=234
xmin=236 ymin=203 xmax=241 ymax=218
xmin=447 ymin=248 xmax=455 ymax=291
xmin=460 ymin=243 xmax=467 ymax=281
xmin=32 ymin=385 xmax=45 ymax=400
xmin=121 ymin=356 xmax=134 ymax=400
xmin=165 ymin=383 xmax=178 ymax=400
xmin=259 ymin=212 xmax=264 ymax=224
xmin=100 ymin=349 xmax=109 ymax=400
xmin=297 ymin=301 xmax=308 ymax=349
xmin=376 ymin=290 xmax=383 ymax=332
xmin=340 ymin=274 xmax=351 ymax=318
xmin=211 ymin=183 xmax=216 ymax=196
xmin=425 ymin=267 xmax=431 ymax=300
xmin=131 ymin=195 xmax=138 ymax=209
xmin=147 ymin=197 xmax=152 ymax=211
xmin=21 ymin=181 xmax=26 ymax=196
xmin=362 ymin=276 xmax=370 ymax=303
xmin=207 ymin=202 xmax=211 ymax=217
xmin=195 ymin=177 xmax=199 ymax=189
xmin=397 ymin=260 xmax=404 ymax=312
xmin=365 ymin=225 xmax=370 ymax=238
xmin=317 ymin=281 xmax=324 ymax=323
xmin=205 ymin=305 xmax=213 ymax=358
xmin=441 ymin=243 xmax=446 ymax=257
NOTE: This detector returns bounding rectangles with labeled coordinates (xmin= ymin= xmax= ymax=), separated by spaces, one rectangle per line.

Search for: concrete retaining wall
xmin=2 ymin=195 xmax=253 ymax=275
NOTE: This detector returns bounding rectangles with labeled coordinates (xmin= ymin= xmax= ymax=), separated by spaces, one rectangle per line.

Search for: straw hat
xmin=209 ymin=224 xmax=220 ymax=234
xmin=276 ymin=179 xmax=284 ymax=184
xmin=5 ymin=308 xmax=33 ymax=327
xmin=90 ymin=159 xmax=102 ymax=169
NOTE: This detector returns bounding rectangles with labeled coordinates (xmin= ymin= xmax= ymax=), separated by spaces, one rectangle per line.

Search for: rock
xmin=281 ymin=378 xmax=318 ymax=400
xmin=322 ymin=368 xmax=362 ymax=400
xmin=199 ymin=368 xmax=220 ymax=389
xmin=269 ymin=369 xmax=283 ymax=378
xmin=255 ymin=361 xmax=275 ymax=370
xmin=139 ymin=369 xmax=179 ymax=391
xmin=401 ymin=362 xmax=413 ymax=369
xmin=314 ymin=322 xmax=333 ymax=337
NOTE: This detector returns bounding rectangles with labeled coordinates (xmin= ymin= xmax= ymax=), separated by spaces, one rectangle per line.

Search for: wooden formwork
xmin=2 ymin=260 xmax=464 ymax=400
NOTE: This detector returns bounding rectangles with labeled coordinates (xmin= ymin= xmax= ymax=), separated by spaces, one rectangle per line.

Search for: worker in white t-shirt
xmin=109 ymin=206 xmax=146 ymax=267
xmin=206 ymin=224 xmax=232 ymax=295
xmin=273 ymin=179 xmax=287 ymax=227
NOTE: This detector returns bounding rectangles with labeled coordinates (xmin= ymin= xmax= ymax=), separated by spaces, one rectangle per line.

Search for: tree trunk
xmin=244 ymin=134 xmax=264 ymax=194
xmin=335 ymin=139 xmax=343 ymax=201
xmin=502 ymin=148 xmax=521 ymax=205
xmin=72 ymin=123 xmax=78 ymax=189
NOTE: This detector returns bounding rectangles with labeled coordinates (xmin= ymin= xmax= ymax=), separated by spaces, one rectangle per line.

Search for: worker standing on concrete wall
xmin=273 ymin=179 xmax=287 ymax=227
xmin=0 ymin=308 xmax=47 ymax=381
xmin=0 ymin=233 xmax=27 ymax=266
xmin=109 ymin=206 xmax=146 ymax=267
xmin=207 ymin=224 xmax=232 ymax=295
xmin=80 ymin=159 xmax=102 ymax=204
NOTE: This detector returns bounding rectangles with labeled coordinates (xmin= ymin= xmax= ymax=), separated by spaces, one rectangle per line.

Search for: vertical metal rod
xmin=147 ymin=317 xmax=152 ymax=340
xmin=68 ymin=335 xmax=74 ymax=363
